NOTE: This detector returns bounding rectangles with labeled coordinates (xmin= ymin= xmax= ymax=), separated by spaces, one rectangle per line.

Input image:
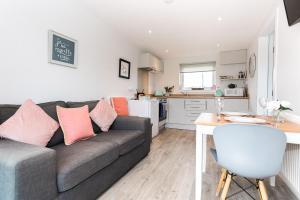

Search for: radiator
xmin=281 ymin=144 xmax=300 ymax=198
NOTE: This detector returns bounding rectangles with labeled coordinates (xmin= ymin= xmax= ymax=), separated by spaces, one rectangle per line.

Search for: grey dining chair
xmin=212 ymin=124 xmax=287 ymax=200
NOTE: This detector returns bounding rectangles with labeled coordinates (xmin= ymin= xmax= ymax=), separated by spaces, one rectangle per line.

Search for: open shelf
xmin=219 ymin=77 xmax=246 ymax=81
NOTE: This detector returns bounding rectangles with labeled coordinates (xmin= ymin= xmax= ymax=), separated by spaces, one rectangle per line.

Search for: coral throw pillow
xmin=90 ymin=99 xmax=117 ymax=132
xmin=111 ymin=97 xmax=129 ymax=116
xmin=57 ymin=105 xmax=95 ymax=145
xmin=0 ymin=99 xmax=59 ymax=146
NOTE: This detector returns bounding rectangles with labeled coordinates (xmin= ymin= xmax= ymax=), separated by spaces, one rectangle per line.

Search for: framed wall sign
xmin=119 ymin=58 xmax=131 ymax=79
xmin=48 ymin=30 xmax=78 ymax=68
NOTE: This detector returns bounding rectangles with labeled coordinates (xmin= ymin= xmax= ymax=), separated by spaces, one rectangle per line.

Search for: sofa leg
xmin=216 ymin=168 xmax=227 ymax=197
xmin=258 ymin=180 xmax=268 ymax=200
xmin=220 ymin=173 xmax=232 ymax=200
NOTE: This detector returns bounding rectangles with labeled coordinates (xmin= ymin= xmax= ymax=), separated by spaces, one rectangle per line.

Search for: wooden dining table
xmin=195 ymin=113 xmax=300 ymax=200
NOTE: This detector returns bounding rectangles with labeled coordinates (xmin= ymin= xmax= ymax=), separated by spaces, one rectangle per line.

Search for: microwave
xmin=224 ymin=88 xmax=244 ymax=96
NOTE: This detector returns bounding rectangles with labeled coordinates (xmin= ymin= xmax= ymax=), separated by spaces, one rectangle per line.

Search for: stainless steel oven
xmin=159 ymin=99 xmax=167 ymax=122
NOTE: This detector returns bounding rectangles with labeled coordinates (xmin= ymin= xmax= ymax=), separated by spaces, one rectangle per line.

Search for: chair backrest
xmin=213 ymin=124 xmax=287 ymax=179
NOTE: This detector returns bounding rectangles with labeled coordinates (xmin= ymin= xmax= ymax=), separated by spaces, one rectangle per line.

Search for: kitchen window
xmin=180 ymin=62 xmax=216 ymax=91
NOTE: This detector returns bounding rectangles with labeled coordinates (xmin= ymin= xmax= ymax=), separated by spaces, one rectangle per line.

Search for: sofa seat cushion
xmin=52 ymin=140 xmax=119 ymax=192
xmin=89 ymin=130 xmax=145 ymax=155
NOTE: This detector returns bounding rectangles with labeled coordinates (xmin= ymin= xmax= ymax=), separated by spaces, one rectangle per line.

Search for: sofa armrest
xmin=111 ymin=116 xmax=152 ymax=145
xmin=0 ymin=139 xmax=57 ymax=200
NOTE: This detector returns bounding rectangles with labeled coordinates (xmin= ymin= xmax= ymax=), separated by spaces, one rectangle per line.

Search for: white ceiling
xmin=85 ymin=0 xmax=278 ymax=59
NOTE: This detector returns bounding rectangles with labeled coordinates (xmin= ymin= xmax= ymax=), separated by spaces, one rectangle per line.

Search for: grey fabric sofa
xmin=0 ymin=100 xmax=152 ymax=200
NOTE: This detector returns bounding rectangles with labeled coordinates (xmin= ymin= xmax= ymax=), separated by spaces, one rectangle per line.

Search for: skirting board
xmin=166 ymin=123 xmax=196 ymax=130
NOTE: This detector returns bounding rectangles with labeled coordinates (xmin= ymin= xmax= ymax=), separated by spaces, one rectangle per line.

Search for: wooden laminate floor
xmin=98 ymin=129 xmax=297 ymax=200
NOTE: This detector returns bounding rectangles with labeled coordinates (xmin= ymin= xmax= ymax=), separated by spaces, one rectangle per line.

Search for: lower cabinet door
xmin=223 ymin=99 xmax=249 ymax=112
xmin=167 ymin=99 xmax=187 ymax=124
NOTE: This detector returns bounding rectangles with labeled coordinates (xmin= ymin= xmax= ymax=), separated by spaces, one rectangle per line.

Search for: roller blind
xmin=180 ymin=62 xmax=216 ymax=73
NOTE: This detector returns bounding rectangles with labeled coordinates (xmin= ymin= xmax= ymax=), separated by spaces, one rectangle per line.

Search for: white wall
xmin=275 ymin=5 xmax=300 ymax=196
xmin=0 ymin=0 xmax=140 ymax=104
xmin=248 ymin=1 xmax=300 ymax=197
xmin=276 ymin=2 xmax=300 ymax=116
xmin=247 ymin=6 xmax=277 ymax=114
xmin=154 ymin=52 xmax=217 ymax=93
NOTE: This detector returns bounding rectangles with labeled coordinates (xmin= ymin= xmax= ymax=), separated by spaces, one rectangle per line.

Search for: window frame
xmin=179 ymin=62 xmax=216 ymax=91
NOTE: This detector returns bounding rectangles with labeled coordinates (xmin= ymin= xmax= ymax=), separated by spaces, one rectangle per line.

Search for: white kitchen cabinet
xmin=167 ymin=99 xmax=186 ymax=124
xmin=167 ymin=98 xmax=249 ymax=130
xmin=219 ymin=49 xmax=247 ymax=65
xmin=168 ymin=99 xmax=207 ymax=126
xmin=223 ymin=99 xmax=249 ymax=112
xmin=206 ymin=99 xmax=217 ymax=112
xmin=139 ymin=53 xmax=163 ymax=72
xmin=128 ymin=100 xmax=159 ymax=138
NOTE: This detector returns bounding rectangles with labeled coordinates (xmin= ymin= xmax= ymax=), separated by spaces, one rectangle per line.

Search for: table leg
xmin=202 ymin=135 xmax=207 ymax=173
xmin=270 ymin=176 xmax=276 ymax=187
xmin=196 ymin=127 xmax=203 ymax=200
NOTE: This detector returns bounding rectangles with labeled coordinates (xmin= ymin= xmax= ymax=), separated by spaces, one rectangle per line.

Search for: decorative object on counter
xmin=119 ymin=58 xmax=131 ymax=79
xmin=215 ymin=97 xmax=224 ymax=121
xmin=48 ymin=30 xmax=78 ymax=68
xmin=215 ymin=88 xmax=223 ymax=97
xmin=248 ymin=53 xmax=256 ymax=78
xmin=135 ymin=89 xmax=145 ymax=100
xmin=164 ymin=86 xmax=174 ymax=96
xmin=227 ymin=83 xmax=237 ymax=89
xmin=238 ymin=71 xmax=246 ymax=79
xmin=154 ymin=90 xmax=164 ymax=97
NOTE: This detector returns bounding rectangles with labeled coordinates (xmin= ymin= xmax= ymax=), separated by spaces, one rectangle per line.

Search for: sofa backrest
xmin=67 ymin=100 xmax=101 ymax=134
xmin=0 ymin=100 xmax=102 ymax=147
xmin=0 ymin=101 xmax=66 ymax=147
xmin=39 ymin=101 xmax=67 ymax=147
xmin=0 ymin=104 xmax=20 ymax=124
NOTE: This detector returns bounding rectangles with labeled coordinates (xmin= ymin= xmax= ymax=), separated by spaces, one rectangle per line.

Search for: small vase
xmin=273 ymin=110 xmax=284 ymax=124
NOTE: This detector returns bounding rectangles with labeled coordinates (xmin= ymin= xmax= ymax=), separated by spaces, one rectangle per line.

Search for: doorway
xmin=267 ymin=31 xmax=275 ymax=101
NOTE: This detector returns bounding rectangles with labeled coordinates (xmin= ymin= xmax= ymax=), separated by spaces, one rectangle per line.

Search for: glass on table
xmin=215 ymin=97 xmax=224 ymax=121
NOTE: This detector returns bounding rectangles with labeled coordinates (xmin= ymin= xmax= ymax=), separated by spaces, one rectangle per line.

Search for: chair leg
xmin=220 ymin=173 xmax=232 ymax=200
xmin=258 ymin=180 xmax=268 ymax=200
xmin=216 ymin=168 xmax=227 ymax=196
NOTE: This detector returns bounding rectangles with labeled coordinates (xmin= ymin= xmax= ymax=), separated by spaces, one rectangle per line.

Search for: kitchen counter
xmin=150 ymin=94 xmax=248 ymax=99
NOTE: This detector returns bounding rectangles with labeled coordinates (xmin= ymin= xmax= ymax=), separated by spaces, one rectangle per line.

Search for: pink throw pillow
xmin=57 ymin=105 xmax=95 ymax=145
xmin=90 ymin=99 xmax=117 ymax=132
xmin=0 ymin=99 xmax=59 ymax=146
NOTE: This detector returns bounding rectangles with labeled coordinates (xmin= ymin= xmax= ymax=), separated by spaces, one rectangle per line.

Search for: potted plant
xmin=164 ymin=86 xmax=174 ymax=96
xmin=266 ymin=100 xmax=292 ymax=123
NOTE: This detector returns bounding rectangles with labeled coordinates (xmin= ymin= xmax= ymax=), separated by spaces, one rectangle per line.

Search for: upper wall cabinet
xmin=139 ymin=53 xmax=164 ymax=72
xmin=219 ymin=49 xmax=247 ymax=65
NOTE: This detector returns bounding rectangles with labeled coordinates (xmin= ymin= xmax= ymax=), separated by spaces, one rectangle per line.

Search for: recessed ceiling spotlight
xmin=217 ymin=17 xmax=223 ymax=21
xmin=164 ymin=0 xmax=174 ymax=4
xmin=148 ymin=30 xmax=152 ymax=35
xmin=165 ymin=49 xmax=169 ymax=53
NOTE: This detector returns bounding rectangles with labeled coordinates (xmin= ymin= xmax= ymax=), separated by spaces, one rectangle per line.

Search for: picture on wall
xmin=48 ymin=30 xmax=78 ymax=68
xmin=119 ymin=58 xmax=131 ymax=79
